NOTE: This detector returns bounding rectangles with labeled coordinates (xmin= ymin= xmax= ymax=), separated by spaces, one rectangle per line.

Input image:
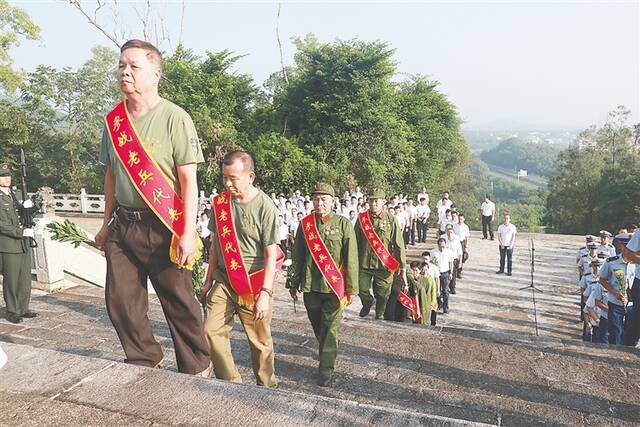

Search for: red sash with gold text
xmin=397 ymin=291 xmax=421 ymax=320
xmin=301 ymin=214 xmax=347 ymax=305
xmin=358 ymin=211 xmax=400 ymax=273
xmin=212 ymin=192 xmax=284 ymax=308
xmin=105 ymin=101 xmax=201 ymax=269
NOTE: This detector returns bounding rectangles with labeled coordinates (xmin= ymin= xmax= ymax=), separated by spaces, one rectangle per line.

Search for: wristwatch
xmin=260 ymin=288 xmax=273 ymax=297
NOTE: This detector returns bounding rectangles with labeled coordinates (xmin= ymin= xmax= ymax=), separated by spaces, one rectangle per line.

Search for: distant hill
xmin=479 ymin=137 xmax=561 ymax=176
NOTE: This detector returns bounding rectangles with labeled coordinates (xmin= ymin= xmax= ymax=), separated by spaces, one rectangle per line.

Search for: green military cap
xmin=368 ymin=188 xmax=386 ymax=200
xmin=0 ymin=163 xmax=11 ymax=176
xmin=311 ymin=182 xmax=335 ymax=197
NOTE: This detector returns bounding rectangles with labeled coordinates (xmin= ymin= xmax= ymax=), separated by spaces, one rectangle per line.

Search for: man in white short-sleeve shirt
xmin=480 ymin=195 xmax=496 ymax=240
xmin=496 ymin=214 xmax=517 ymax=276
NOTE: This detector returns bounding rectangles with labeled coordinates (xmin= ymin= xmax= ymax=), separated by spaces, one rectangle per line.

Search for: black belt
xmin=117 ymin=205 xmax=154 ymax=222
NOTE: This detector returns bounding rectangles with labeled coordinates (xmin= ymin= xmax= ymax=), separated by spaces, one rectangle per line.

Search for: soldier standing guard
xmin=95 ymin=40 xmax=211 ymax=376
xmin=286 ymin=183 xmax=358 ymax=386
xmin=0 ymin=164 xmax=36 ymax=324
xmin=355 ymin=189 xmax=406 ymax=320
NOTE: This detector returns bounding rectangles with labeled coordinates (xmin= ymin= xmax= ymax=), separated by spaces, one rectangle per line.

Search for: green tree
xmin=19 ymin=46 xmax=120 ymax=192
xmin=0 ymin=0 xmax=39 ymax=94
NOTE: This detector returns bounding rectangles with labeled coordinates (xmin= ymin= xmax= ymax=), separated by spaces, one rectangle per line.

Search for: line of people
xmin=577 ymin=228 xmax=640 ymax=347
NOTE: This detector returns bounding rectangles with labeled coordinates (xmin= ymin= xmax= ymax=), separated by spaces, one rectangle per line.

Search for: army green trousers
xmin=358 ymin=268 xmax=394 ymax=319
xmin=0 ymin=250 xmax=32 ymax=316
xmin=303 ymin=291 xmax=344 ymax=373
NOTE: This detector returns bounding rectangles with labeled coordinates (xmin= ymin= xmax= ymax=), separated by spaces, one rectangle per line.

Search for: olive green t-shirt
xmin=207 ymin=190 xmax=280 ymax=288
xmin=98 ymin=98 xmax=204 ymax=208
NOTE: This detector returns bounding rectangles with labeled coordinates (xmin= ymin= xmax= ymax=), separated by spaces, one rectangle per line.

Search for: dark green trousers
xmin=0 ymin=250 xmax=32 ymax=315
xmin=358 ymin=268 xmax=393 ymax=319
xmin=303 ymin=292 xmax=344 ymax=373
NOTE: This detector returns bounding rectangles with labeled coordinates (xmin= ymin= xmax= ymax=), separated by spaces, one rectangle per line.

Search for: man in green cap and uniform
xmin=0 ymin=164 xmax=36 ymax=324
xmin=355 ymin=189 xmax=406 ymax=320
xmin=286 ymin=183 xmax=359 ymax=386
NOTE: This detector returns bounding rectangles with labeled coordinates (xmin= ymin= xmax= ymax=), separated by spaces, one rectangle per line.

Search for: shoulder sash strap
xmin=212 ymin=191 xmax=284 ymax=308
xmin=301 ymin=214 xmax=347 ymax=305
xmin=358 ymin=210 xmax=400 ymax=273
xmin=105 ymin=101 xmax=201 ymax=269
xmin=397 ymin=290 xmax=421 ymax=320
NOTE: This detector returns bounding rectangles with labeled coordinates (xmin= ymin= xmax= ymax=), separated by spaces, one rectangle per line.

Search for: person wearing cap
xmin=0 ymin=164 xmax=37 ymax=324
xmin=355 ymin=189 xmax=406 ymax=320
xmin=598 ymin=233 xmax=636 ymax=345
xmin=583 ymin=257 xmax=608 ymax=342
xmin=597 ymin=231 xmax=615 ymax=258
xmin=620 ymin=229 xmax=640 ymax=346
xmin=579 ymin=242 xmax=599 ymax=277
xmin=576 ymin=235 xmax=596 ymax=279
xmin=286 ymin=183 xmax=358 ymax=386
xmin=583 ymin=258 xmax=609 ymax=343
xmin=579 ymin=258 xmax=600 ymax=341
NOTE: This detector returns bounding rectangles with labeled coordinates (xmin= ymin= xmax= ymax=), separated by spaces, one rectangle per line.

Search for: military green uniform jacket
xmin=354 ymin=211 xmax=406 ymax=270
xmin=0 ymin=191 xmax=26 ymax=254
xmin=286 ymin=213 xmax=358 ymax=295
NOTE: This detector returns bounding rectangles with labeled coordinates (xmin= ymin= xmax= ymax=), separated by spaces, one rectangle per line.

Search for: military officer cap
xmin=311 ymin=182 xmax=335 ymax=197
xmin=368 ymin=189 xmax=386 ymax=200
xmin=599 ymin=230 xmax=612 ymax=237
xmin=590 ymin=258 xmax=604 ymax=267
xmin=587 ymin=242 xmax=597 ymax=248
xmin=596 ymin=251 xmax=608 ymax=259
xmin=585 ymin=235 xmax=596 ymax=242
xmin=0 ymin=163 xmax=11 ymax=176
xmin=613 ymin=233 xmax=631 ymax=245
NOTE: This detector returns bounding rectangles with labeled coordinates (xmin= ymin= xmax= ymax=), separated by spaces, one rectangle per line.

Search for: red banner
xmin=105 ymin=101 xmax=201 ymax=269
xmin=212 ymin=192 xmax=284 ymax=308
xmin=358 ymin=211 xmax=400 ymax=273
xmin=397 ymin=291 xmax=421 ymax=320
xmin=301 ymin=214 xmax=347 ymax=305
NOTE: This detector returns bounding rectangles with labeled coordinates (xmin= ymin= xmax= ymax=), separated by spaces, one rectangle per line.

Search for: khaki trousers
xmin=204 ymin=282 xmax=277 ymax=387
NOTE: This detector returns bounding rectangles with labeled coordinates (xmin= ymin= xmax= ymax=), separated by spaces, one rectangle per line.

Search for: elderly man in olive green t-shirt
xmin=199 ymin=150 xmax=280 ymax=387
xmin=286 ymin=183 xmax=359 ymax=387
xmin=95 ymin=40 xmax=210 ymax=377
xmin=355 ymin=189 xmax=406 ymax=320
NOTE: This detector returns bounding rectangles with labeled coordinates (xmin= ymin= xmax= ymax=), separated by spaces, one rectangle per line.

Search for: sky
xmin=9 ymin=1 xmax=640 ymax=130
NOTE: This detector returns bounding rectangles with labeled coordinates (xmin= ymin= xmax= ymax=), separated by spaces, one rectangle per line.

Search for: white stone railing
xmin=30 ymin=189 xmax=211 ymax=214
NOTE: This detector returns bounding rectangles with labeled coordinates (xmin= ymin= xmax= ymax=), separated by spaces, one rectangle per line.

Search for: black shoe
xmin=450 ymin=290 xmax=457 ymax=295
xmin=318 ymin=371 xmax=334 ymax=387
xmin=21 ymin=310 xmax=38 ymax=318
xmin=359 ymin=305 xmax=371 ymax=318
xmin=6 ymin=313 xmax=23 ymax=324
xmin=507 ymin=272 xmax=512 ymax=276
xmin=457 ymin=274 xmax=462 ymax=279
xmin=496 ymin=270 xmax=504 ymax=274
xmin=490 ymin=238 xmax=494 ymax=241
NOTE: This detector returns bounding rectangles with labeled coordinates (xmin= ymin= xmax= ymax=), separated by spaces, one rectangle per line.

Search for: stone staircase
xmin=1 ymin=229 xmax=639 ymax=425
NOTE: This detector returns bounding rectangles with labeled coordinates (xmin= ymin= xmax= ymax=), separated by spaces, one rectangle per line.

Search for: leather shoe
xmin=21 ymin=310 xmax=38 ymax=318
xmin=6 ymin=313 xmax=23 ymax=324
xmin=359 ymin=305 xmax=371 ymax=318
xmin=507 ymin=272 xmax=512 ymax=276
xmin=318 ymin=371 xmax=334 ymax=387
xmin=496 ymin=271 xmax=504 ymax=274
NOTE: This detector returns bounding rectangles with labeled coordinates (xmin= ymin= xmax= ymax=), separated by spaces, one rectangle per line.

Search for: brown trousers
xmin=105 ymin=209 xmax=210 ymax=374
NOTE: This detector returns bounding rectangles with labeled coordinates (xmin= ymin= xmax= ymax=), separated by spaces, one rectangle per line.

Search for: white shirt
xmin=497 ymin=223 xmax=517 ymax=247
xmin=289 ymin=219 xmax=300 ymax=237
xmin=436 ymin=198 xmax=452 ymax=210
xmin=481 ymin=201 xmax=495 ymax=216
xmin=407 ymin=205 xmax=418 ymax=221
xmin=417 ymin=192 xmax=430 ymax=204
xmin=197 ymin=219 xmax=211 ymax=239
xmin=627 ymin=231 xmax=640 ymax=279
xmin=416 ymin=204 xmax=430 ymax=220
xmin=446 ymin=235 xmax=463 ymax=259
xmin=439 ymin=218 xmax=454 ymax=232
xmin=279 ymin=223 xmax=289 ymax=241
xmin=395 ymin=211 xmax=409 ymax=228
xmin=454 ymin=223 xmax=470 ymax=241
xmin=431 ymin=247 xmax=454 ymax=273
xmin=428 ymin=262 xmax=439 ymax=279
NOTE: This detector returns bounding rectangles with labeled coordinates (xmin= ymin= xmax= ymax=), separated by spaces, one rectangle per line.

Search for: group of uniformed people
xmin=577 ymin=230 xmax=640 ymax=347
